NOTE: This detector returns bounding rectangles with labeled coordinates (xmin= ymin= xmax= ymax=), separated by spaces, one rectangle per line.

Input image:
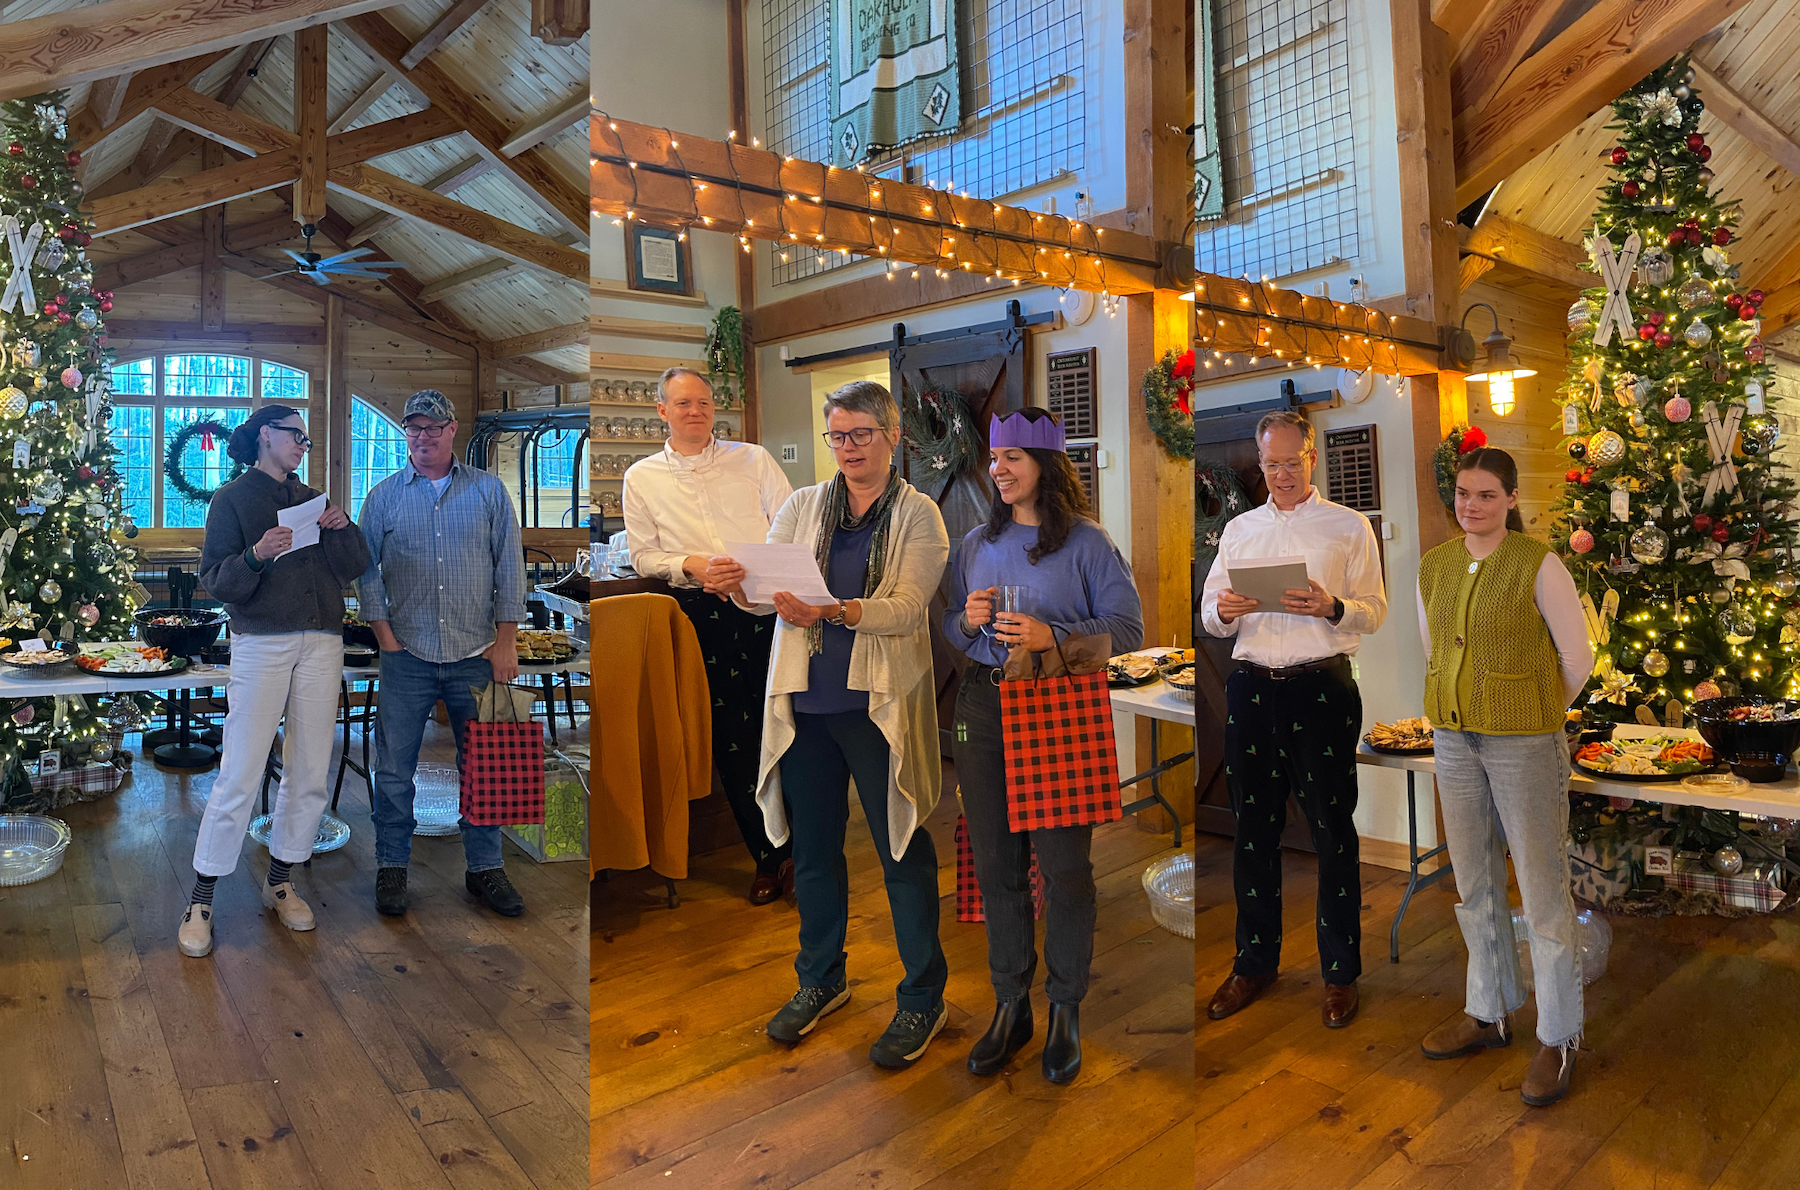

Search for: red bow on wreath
xmin=1458 ymin=426 xmax=1488 ymax=454
xmin=1171 ymin=349 xmax=1196 ymax=416
xmin=200 ymin=428 xmax=215 ymax=451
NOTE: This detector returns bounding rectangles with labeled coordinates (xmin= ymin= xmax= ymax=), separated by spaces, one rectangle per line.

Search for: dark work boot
xmin=375 ymin=866 xmax=408 ymax=916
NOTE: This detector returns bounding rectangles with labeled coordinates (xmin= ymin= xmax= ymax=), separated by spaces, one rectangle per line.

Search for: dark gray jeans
xmin=952 ymin=666 xmax=1097 ymax=1005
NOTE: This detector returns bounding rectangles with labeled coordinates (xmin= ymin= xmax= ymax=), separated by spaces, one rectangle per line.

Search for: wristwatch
xmin=1329 ymin=597 xmax=1345 ymax=623
xmin=826 ymin=599 xmax=849 ymax=626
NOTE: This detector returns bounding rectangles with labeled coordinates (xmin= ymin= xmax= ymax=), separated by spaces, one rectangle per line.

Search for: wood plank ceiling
xmin=48 ymin=0 xmax=590 ymax=385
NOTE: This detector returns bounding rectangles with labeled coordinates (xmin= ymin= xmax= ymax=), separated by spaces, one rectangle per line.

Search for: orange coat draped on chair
xmin=591 ymin=593 xmax=713 ymax=880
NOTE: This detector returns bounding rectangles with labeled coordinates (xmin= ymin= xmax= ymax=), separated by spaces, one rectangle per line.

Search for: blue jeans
xmin=371 ymin=648 xmax=504 ymax=872
xmin=1433 ymin=729 xmax=1584 ymax=1046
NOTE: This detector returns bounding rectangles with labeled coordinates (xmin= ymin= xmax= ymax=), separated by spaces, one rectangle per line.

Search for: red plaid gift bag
xmin=458 ymin=684 xmax=546 ymax=826
xmin=1000 ymin=637 xmax=1122 ymax=831
xmin=953 ymin=814 xmax=1045 ymax=924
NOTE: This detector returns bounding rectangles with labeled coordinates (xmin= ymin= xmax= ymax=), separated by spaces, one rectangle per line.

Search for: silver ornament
xmin=74 ymin=308 xmax=98 ymax=331
xmin=1774 ymin=572 xmax=1798 ymax=598
xmin=1629 ymin=523 xmax=1668 ymax=563
xmin=1708 ymin=845 xmax=1744 ymax=876
xmin=1567 ymin=299 xmax=1594 ymax=331
xmin=1684 ymin=318 xmax=1714 ymax=348
xmin=29 ymin=476 xmax=62 ymax=505
xmin=1679 ymin=276 xmax=1713 ymax=309
xmin=37 ymin=580 xmax=61 ymax=603
xmin=1720 ymin=603 xmax=1756 ymax=644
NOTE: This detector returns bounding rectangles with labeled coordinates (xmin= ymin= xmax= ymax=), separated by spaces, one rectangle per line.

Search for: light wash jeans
xmin=1433 ymin=729 xmax=1584 ymax=1046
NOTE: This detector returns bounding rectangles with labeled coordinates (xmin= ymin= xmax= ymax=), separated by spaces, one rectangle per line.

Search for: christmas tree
xmin=0 ymin=92 xmax=138 ymax=809
xmin=1553 ymin=57 xmax=1797 ymax=724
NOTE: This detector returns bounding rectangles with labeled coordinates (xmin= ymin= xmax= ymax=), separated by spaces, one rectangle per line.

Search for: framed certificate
xmin=625 ymin=224 xmax=693 ymax=297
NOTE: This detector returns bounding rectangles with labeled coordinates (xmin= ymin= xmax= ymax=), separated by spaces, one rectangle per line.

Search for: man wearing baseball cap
xmin=357 ymin=389 xmax=530 ymax=917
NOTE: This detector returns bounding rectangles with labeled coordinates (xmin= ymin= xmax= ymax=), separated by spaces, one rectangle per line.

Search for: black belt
xmin=967 ymin=663 xmax=1007 ymax=686
xmin=1240 ymin=654 xmax=1347 ymax=681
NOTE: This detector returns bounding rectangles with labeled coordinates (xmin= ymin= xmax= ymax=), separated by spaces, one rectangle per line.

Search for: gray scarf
xmin=808 ymin=467 xmax=904 ymax=655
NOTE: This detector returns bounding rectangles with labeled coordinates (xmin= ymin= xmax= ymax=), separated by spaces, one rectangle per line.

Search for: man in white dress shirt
xmin=1199 ymin=409 xmax=1387 ymax=1029
xmin=623 ymin=367 xmax=796 ymax=904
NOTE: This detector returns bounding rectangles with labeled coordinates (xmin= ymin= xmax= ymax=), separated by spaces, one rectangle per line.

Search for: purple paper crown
xmin=989 ymin=412 xmax=1066 ymax=453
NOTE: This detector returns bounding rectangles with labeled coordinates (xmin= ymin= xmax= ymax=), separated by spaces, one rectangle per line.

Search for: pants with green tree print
xmin=1222 ymin=656 xmax=1363 ymax=986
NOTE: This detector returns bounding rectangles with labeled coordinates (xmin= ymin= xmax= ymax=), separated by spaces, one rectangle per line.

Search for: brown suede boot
xmin=1520 ymin=1039 xmax=1579 ymax=1107
xmin=1421 ymin=1012 xmax=1512 ymax=1059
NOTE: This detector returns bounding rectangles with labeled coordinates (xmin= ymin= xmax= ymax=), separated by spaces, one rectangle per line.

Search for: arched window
xmin=351 ymin=397 xmax=408 ymax=518
xmin=110 ymin=355 xmax=311 ymax=528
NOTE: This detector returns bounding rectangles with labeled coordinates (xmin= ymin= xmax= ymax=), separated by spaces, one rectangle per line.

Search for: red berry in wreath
xmin=1622 ymin=181 xmax=1641 ymax=199
xmin=1693 ymin=514 xmax=1713 ymax=534
xmin=1610 ymin=147 xmax=1629 ymax=165
xmin=1639 ymin=323 xmax=1657 ymax=341
xmin=1714 ymin=227 xmax=1732 ymax=246
xmin=1687 ymin=133 xmax=1706 ymax=152
xmin=1655 ymin=331 xmax=1674 ymax=348
xmin=1714 ymin=523 xmax=1731 ymax=543
xmin=18 ymin=174 xmax=35 ymax=189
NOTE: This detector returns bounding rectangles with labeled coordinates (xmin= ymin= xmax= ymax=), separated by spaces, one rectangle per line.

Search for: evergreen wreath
xmin=1197 ymin=460 xmax=1250 ymax=575
xmin=901 ymin=382 xmax=981 ymax=485
xmin=1142 ymin=348 xmax=1196 ymax=459
xmin=163 ymin=420 xmax=244 ymax=504
xmin=1432 ymin=423 xmax=1487 ymax=509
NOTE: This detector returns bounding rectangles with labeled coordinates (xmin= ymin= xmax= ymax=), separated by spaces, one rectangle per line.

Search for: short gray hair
xmin=1255 ymin=409 xmax=1315 ymax=454
xmin=821 ymin=380 xmax=899 ymax=432
xmin=657 ymin=366 xmax=712 ymax=402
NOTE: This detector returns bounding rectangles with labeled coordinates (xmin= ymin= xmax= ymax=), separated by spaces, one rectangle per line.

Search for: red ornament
xmin=53 ymin=292 xmax=66 ymax=306
xmin=55 ymin=312 xmax=70 ymax=325
xmin=1655 ymin=331 xmax=1674 ymax=348
xmin=1687 ymin=133 xmax=1706 ymax=151
xmin=1583 ymin=468 xmax=1596 ymax=485
xmin=1741 ymin=304 xmax=1759 ymax=321
xmin=77 ymin=232 xmax=90 ymax=248
xmin=64 ymin=151 xmax=80 ymax=168
xmin=1622 ymin=181 xmax=1641 ymax=199
xmin=1571 ymin=528 xmax=1597 ymax=554
xmin=5 ymin=143 xmax=20 ymax=157
xmin=57 ymin=223 xmax=76 ymax=241
xmin=1714 ymin=523 xmax=1731 ymax=543
xmin=1694 ymin=514 xmax=1713 ymax=534
xmin=1684 ymin=218 xmax=1700 ymax=230
xmin=1610 ymin=147 xmax=1629 ymax=165
xmin=1648 ymin=310 xmax=1666 ymax=326
xmin=1748 ymin=288 xmax=1766 ymax=304
xmin=1639 ymin=323 xmax=1657 ymax=341
xmin=41 ymin=301 xmax=57 ymax=316
xmin=1566 ymin=468 xmax=1582 ymax=483
xmin=98 ymin=300 xmax=113 ymax=313
xmin=1668 ymin=229 xmax=1687 ymax=247
xmin=76 ymin=465 xmax=94 ymax=481
xmin=1726 ymin=292 xmax=1745 ymax=309
xmin=18 ymin=174 xmax=35 ymax=189
xmin=1714 ymin=227 xmax=1732 ymax=246
xmin=1699 ymin=145 xmax=1713 ymax=162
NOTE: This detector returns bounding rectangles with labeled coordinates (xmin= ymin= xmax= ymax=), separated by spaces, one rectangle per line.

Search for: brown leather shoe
xmin=1521 ymin=1040 xmax=1578 ymax=1107
xmin=778 ymin=858 xmax=795 ymax=898
xmin=1422 ymin=1012 xmax=1512 ymax=1059
xmin=1206 ymin=971 xmax=1277 ymax=1020
xmin=748 ymin=869 xmax=782 ymax=905
xmin=1322 ymin=982 xmax=1359 ymax=1028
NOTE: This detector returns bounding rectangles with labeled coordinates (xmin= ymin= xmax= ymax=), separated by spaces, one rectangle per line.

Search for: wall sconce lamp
xmin=1460 ymin=303 xmax=1534 ymax=417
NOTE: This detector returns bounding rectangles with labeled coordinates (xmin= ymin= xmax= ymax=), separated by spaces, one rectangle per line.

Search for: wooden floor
xmin=0 ymin=718 xmax=589 ymax=1190
xmin=590 ymin=767 xmax=1195 ymax=1189
xmin=1194 ymin=832 xmax=1800 ymax=1190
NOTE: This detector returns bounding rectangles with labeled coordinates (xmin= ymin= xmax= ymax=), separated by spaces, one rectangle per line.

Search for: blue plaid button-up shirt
xmin=356 ymin=461 xmax=526 ymax=662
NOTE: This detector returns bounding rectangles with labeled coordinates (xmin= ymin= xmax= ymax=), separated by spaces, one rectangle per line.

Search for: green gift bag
xmin=503 ymin=745 xmax=589 ymax=863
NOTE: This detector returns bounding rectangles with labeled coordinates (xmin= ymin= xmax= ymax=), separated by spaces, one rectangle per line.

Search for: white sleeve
xmin=622 ymin=470 xmax=687 ymax=586
xmin=1536 ymin=554 xmax=1595 ymax=708
xmin=1333 ymin=516 xmax=1387 ymax=635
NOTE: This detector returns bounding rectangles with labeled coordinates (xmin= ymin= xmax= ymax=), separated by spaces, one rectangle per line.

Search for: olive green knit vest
xmin=1419 ymin=532 xmax=1564 ymax=735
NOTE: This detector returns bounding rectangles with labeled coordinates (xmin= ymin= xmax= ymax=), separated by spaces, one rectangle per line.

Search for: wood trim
xmin=486 ymin=322 xmax=587 ymax=359
xmin=497 ymin=355 xmax=584 ymax=387
xmin=1450 ymin=0 xmax=1575 ymax=116
xmin=327 ymin=71 xmax=398 ymax=135
xmin=295 ymin=26 xmax=328 ymax=224
xmin=591 ymin=313 xmax=707 ymax=343
xmin=1689 ymin=62 xmax=1800 ymax=180
xmin=1453 ymin=0 xmax=1752 ymax=207
xmin=726 ymin=0 xmax=759 ymax=442
xmin=500 ymin=94 xmax=587 ymax=158
xmin=0 ymin=0 xmax=403 ymax=100
xmin=592 ymin=351 xmax=701 ymax=375
xmin=325 ymin=295 xmax=351 ymax=508
xmin=88 ymin=148 xmax=301 ymax=235
xmin=201 ymin=140 xmax=226 ymax=331
xmin=401 ymin=0 xmax=490 ymax=69
xmin=326 ymin=163 xmax=587 ymax=280
xmin=339 ymin=11 xmax=588 ymax=239
xmin=347 ymin=153 xmax=488 ymax=244
xmin=155 ymin=87 xmax=296 ymax=155
xmin=1394 ymin=0 xmax=1461 ymax=328
xmin=1459 ymin=212 xmax=1590 ymax=290
xmin=103 ymin=319 xmax=325 ymax=345
xmin=750 ymin=268 xmax=1010 ymax=344
xmin=591 ymin=276 xmax=708 ymax=308
xmin=72 ymin=50 xmax=233 ymax=150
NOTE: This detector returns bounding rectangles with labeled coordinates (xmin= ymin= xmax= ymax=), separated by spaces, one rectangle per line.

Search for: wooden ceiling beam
xmin=1759 ymin=282 xmax=1800 ymax=341
xmin=295 ymin=25 xmax=328 ymax=224
xmin=498 ymin=354 xmax=584 ymax=386
xmin=201 ymin=140 xmax=227 ymax=331
xmin=89 ymin=148 xmax=300 ymax=235
xmin=401 ymin=0 xmax=490 ymax=68
xmin=1453 ymin=0 xmax=1752 ymax=208
xmin=220 ymin=254 xmax=478 ymax=357
xmin=327 ymin=162 xmax=586 ymax=280
xmin=93 ymin=241 xmax=207 ymax=290
xmin=88 ymin=72 xmax=136 ymax=128
xmin=225 ymin=213 xmax=304 ymax=252
xmin=103 ymin=319 xmax=326 ymax=345
xmin=340 ymin=11 xmax=588 ymax=239
xmin=1688 ymin=62 xmax=1800 ymax=180
xmin=499 ymin=93 xmax=586 ymax=157
xmin=347 ymin=153 xmax=489 ymax=244
xmin=530 ymin=0 xmax=587 ymax=45
xmin=155 ymin=87 xmax=296 ymax=155
xmin=327 ymin=71 xmax=400 ymax=135
xmin=0 ymin=0 xmax=406 ymax=100
xmin=486 ymin=321 xmax=586 ymax=359
xmin=1458 ymin=211 xmax=1591 ymax=290
xmin=417 ymin=257 xmax=521 ymax=303
xmin=1432 ymin=0 xmax=1508 ymax=59
xmin=1450 ymin=0 xmax=1579 ymax=117
xmin=326 ymin=107 xmax=462 ymax=165
xmin=217 ymin=37 xmax=273 ymax=107
xmin=72 ymin=49 xmax=232 ymax=149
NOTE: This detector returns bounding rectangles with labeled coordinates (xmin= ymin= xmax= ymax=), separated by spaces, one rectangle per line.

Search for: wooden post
xmin=530 ymin=0 xmax=587 ymax=45
xmin=294 ymin=25 xmax=327 ymax=226
xmin=325 ymin=294 xmax=350 ymax=509
xmin=199 ymin=140 xmax=224 ymax=331
xmin=727 ymin=0 xmax=759 ymax=444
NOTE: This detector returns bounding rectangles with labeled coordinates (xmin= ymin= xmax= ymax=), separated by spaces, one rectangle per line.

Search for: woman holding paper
xmin=944 ymin=407 xmax=1143 ymax=1085
xmin=1416 ymin=447 xmax=1592 ymax=1107
xmin=710 ymin=380 xmax=953 ymax=1072
xmin=181 ymin=405 xmax=369 ymax=958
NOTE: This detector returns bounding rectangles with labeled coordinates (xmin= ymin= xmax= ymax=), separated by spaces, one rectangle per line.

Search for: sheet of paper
xmin=276 ymin=493 xmax=328 ymax=559
xmin=1225 ymin=556 xmax=1312 ymax=612
xmin=723 ymin=541 xmax=836 ymax=604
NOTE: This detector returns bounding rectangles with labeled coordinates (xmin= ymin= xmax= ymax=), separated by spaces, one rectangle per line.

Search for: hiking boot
xmin=1521 ymin=1039 xmax=1579 ymax=1107
xmin=375 ymin=867 xmax=409 ymax=916
xmin=466 ymin=868 xmax=525 ymax=916
xmin=869 ymin=1002 xmax=947 ymax=1070
xmin=178 ymin=903 xmax=214 ymax=958
xmin=261 ymin=881 xmax=315 ymax=932
xmin=1422 ymin=1012 xmax=1512 ymax=1060
xmin=766 ymin=985 xmax=850 ymax=1045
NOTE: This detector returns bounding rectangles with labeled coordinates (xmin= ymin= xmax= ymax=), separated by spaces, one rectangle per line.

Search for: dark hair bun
xmin=226 ymin=422 xmax=261 ymax=465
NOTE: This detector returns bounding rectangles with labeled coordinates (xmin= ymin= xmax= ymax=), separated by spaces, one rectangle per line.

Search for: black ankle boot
xmin=1042 ymin=1002 xmax=1081 ymax=1084
xmin=966 ymin=996 xmax=1034 ymax=1076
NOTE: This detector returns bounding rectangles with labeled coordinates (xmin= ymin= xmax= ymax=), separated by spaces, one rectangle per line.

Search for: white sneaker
xmin=178 ymin=903 xmax=214 ymax=957
xmin=261 ymin=881 xmax=316 ymax=932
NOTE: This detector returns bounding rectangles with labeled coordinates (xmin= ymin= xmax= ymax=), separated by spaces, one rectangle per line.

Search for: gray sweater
xmin=200 ymin=468 xmax=371 ymax=636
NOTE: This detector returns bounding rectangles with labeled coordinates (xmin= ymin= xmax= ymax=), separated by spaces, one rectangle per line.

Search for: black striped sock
xmin=191 ymin=874 xmax=218 ymax=907
xmin=267 ymin=859 xmax=292 ymax=887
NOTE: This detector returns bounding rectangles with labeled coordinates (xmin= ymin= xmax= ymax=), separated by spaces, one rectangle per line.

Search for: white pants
xmin=191 ymin=631 xmax=343 ymax=876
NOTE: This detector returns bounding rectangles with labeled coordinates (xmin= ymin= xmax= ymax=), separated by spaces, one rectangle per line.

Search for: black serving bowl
xmin=133 ymin=608 xmax=227 ymax=657
xmin=343 ymin=644 xmax=378 ymax=668
xmin=1690 ymin=696 xmax=1800 ymax=782
xmin=201 ymin=642 xmax=232 ymax=666
xmin=343 ymin=620 xmax=380 ymax=649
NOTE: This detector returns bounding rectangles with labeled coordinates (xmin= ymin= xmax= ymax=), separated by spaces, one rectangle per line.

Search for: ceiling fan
xmin=266 ymin=223 xmax=407 ymax=285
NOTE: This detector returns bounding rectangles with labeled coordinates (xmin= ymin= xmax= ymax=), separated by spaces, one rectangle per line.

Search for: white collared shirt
xmin=622 ymin=438 xmax=794 ymax=587
xmin=1200 ymin=487 xmax=1388 ymax=667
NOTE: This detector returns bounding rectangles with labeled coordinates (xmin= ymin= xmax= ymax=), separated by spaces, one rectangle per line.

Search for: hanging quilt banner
xmin=828 ymin=0 xmax=961 ymax=167
xmin=1193 ymin=0 xmax=1224 ymax=222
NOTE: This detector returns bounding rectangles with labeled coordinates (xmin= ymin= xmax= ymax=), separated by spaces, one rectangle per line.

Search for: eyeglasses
xmin=1258 ymin=458 xmax=1310 ymax=476
xmin=271 ymin=426 xmax=312 ymax=449
xmin=403 ymin=422 xmax=452 ymax=440
xmin=822 ymin=427 xmax=882 ymax=448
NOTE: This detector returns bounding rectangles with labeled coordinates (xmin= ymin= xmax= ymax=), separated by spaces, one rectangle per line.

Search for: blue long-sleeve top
xmin=942 ymin=519 xmax=1144 ymax=666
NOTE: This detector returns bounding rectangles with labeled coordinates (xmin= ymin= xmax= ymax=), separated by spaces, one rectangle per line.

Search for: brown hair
xmin=982 ymin=408 xmax=1095 ymax=563
xmin=1455 ymin=447 xmax=1524 ymax=532
xmin=1255 ymin=408 xmax=1315 ymax=454
xmin=226 ymin=404 xmax=303 ymax=466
